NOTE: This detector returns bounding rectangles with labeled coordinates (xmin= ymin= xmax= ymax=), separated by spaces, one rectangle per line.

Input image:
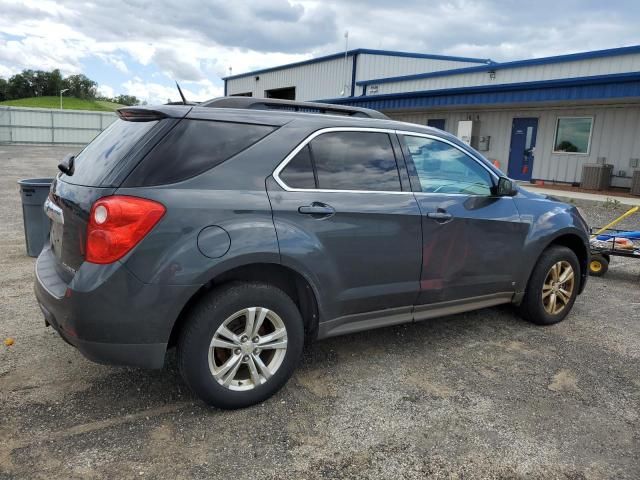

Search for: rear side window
xmin=278 ymin=131 xmax=401 ymax=192
xmin=310 ymin=131 xmax=401 ymax=191
xmin=62 ymin=119 xmax=158 ymax=186
xmin=279 ymin=145 xmax=316 ymax=189
xmin=126 ymin=120 xmax=275 ymax=186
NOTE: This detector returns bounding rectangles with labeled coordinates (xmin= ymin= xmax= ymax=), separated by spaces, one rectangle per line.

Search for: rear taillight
xmin=86 ymin=196 xmax=165 ymax=264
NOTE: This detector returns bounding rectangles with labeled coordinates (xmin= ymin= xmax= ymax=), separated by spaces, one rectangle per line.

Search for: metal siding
xmin=330 ymin=76 xmax=640 ymax=110
xmin=227 ymin=56 xmax=355 ymax=101
xmin=389 ymin=104 xmax=640 ymax=187
xmin=0 ymin=107 xmax=116 ymax=145
xmin=369 ymin=53 xmax=640 ymax=94
xmin=226 ymin=54 xmax=488 ymax=100
xmin=355 ymin=54 xmax=484 ymax=83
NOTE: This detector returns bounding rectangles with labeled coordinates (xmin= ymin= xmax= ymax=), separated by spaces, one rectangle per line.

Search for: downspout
xmin=350 ymin=53 xmax=358 ymax=97
xmin=223 ymin=79 xmax=227 ymax=96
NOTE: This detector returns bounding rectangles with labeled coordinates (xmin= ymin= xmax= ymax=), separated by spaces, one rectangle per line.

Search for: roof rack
xmin=198 ymin=96 xmax=389 ymax=119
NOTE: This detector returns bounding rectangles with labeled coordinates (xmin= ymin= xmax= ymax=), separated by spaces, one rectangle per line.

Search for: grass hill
xmin=0 ymin=96 xmax=125 ymax=111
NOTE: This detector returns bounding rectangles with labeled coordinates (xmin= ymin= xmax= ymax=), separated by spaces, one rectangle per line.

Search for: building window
xmin=553 ymin=117 xmax=593 ymax=154
xmin=231 ymin=92 xmax=252 ymax=97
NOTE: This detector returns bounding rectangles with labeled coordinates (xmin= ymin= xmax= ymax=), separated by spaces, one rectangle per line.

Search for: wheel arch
xmin=168 ymin=262 xmax=321 ymax=349
xmin=546 ymin=232 xmax=589 ymax=291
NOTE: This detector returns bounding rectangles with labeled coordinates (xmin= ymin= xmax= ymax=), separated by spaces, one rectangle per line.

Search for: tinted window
xmin=126 ymin=120 xmax=275 ymax=186
xmin=403 ymin=136 xmax=493 ymax=195
xmin=279 ymin=145 xmax=316 ymax=189
xmin=62 ymin=119 xmax=158 ymax=186
xmin=310 ymin=132 xmax=401 ymax=191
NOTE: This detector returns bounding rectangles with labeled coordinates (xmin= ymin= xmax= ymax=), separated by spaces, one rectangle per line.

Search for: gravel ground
xmin=1 ymin=144 xmax=639 ymax=480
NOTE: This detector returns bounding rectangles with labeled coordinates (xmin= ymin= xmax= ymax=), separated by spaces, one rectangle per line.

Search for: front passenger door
xmin=399 ymin=134 xmax=528 ymax=305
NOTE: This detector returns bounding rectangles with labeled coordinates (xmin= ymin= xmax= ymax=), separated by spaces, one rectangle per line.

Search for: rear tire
xmin=589 ymin=254 xmax=609 ymax=277
xmin=518 ymin=246 xmax=580 ymax=325
xmin=177 ymin=282 xmax=304 ymax=409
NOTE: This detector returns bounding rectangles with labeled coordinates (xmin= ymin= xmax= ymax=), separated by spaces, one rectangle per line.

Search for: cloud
xmin=122 ymin=78 xmax=223 ymax=104
xmin=151 ymin=48 xmax=205 ymax=82
xmin=97 ymin=84 xmax=115 ymax=98
xmin=0 ymin=0 xmax=639 ymax=103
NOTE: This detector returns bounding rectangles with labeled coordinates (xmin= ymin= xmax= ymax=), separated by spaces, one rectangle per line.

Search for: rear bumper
xmin=34 ymin=246 xmax=198 ymax=369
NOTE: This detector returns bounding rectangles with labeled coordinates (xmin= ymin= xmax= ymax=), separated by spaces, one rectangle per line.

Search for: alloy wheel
xmin=208 ymin=307 xmax=288 ymax=391
xmin=542 ymin=260 xmax=575 ymax=315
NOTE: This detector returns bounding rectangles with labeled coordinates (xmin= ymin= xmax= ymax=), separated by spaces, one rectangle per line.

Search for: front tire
xmin=518 ymin=246 xmax=580 ymax=325
xmin=178 ymin=282 xmax=304 ymax=409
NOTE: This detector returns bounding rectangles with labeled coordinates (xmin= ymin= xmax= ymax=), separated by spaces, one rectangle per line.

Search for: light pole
xmin=59 ymin=89 xmax=69 ymax=109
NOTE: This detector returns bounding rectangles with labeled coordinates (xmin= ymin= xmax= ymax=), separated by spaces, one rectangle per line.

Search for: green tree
xmin=0 ymin=78 xmax=7 ymax=101
xmin=114 ymin=94 xmax=139 ymax=106
xmin=45 ymin=69 xmax=64 ymax=96
xmin=62 ymin=74 xmax=97 ymax=99
xmin=7 ymin=72 xmax=31 ymax=99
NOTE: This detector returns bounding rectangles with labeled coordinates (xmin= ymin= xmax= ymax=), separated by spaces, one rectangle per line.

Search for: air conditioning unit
xmin=581 ymin=163 xmax=613 ymax=190
xmin=631 ymin=170 xmax=640 ymax=196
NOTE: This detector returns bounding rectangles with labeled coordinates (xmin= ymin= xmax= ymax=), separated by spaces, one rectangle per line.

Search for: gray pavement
xmin=1 ymin=144 xmax=639 ymax=479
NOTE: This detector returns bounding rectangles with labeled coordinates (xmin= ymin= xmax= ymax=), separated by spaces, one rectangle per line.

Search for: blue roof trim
xmin=357 ymin=44 xmax=640 ymax=86
xmin=322 ymin=72 xmax=640 ymax=109
xmin=222 ymin=48 xmax=490 ymax=81
xmin=356 ymin=49 xmax=490 ymax=64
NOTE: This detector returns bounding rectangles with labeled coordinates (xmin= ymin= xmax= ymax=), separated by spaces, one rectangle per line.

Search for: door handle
xmin=298 ymin=202 xmax=335 ymax=218
xmin=427 ymin=211 xmax=453 ymax=222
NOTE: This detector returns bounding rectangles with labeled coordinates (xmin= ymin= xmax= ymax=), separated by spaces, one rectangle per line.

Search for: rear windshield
xmin=60 ymin=119 xmax=158 ymax=186
xmin=123 ymin=119 xmax=276 ymax=186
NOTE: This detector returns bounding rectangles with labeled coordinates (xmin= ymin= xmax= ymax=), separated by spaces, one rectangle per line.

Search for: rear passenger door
xmin=267 ymin=128 xmax=422 ymax=330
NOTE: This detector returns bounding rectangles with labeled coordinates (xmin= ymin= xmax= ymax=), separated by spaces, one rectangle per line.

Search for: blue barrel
xmin=18 ymin=178 xmax=54 ymax=257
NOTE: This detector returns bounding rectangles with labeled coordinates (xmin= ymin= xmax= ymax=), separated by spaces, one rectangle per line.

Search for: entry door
xmin=267 ymin=130 xmax=422 ymax=322
xmin=507 ymin=118 xmax=538 ymax=181
xmin=398 ymin=134 xmax=528 ymax=305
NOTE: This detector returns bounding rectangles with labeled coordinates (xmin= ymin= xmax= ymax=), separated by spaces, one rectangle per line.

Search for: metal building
xmin=224 ymin=46 xmax=640 ymax=189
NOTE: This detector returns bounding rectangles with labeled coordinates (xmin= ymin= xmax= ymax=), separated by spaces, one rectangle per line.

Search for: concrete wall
xmin=389 ymin=102 xmax=640 ymax=187
xmin=0 ymin=106 xmax=117 ymax=145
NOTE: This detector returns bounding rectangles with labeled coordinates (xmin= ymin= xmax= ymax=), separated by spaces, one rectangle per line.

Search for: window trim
xmin=273 ymin=127 xmax=408 ymax=194
xmin=273 ymin=127 xmax=498 ymax=195
xmin=552 ymin=116 xmax=594 ymax=155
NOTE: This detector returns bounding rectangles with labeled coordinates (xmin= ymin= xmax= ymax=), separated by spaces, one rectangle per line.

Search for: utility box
xmin=631 ymin=170 xmax=640 ymax=196
xmin=456 ymin=120 xmax=480 ymax=148
xmin=581 ymin=163 xmax=613 ymax=190
xmin=477 ymin=136 xmax=491 ymax=151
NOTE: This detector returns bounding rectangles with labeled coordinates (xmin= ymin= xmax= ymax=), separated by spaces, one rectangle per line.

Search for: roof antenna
xmin=175 ymin=81 xmax=187 ymax=105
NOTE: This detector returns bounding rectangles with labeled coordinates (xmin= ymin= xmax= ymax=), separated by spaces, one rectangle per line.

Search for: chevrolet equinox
xmin=35 ymin=97 xmax=590 ymax=409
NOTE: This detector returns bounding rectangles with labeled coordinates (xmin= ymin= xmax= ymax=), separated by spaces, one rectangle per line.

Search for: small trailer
xmin=588 ymin=206 xmax=639 ymax=276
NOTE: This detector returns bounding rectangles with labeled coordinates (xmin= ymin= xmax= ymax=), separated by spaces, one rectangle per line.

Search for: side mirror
xmin=494 ymin=177 xmax=517 ymax=196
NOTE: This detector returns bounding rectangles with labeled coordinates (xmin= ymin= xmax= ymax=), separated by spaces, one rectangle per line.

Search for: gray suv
xmin=35 ymin=97 xmax=589 ymax=409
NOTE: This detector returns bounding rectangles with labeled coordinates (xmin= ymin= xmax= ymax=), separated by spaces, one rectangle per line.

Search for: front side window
xmin=553 ymin=117 xmax=593 ymax=154
xmin=403 ymin=136 xmax=493 ymax=195
xmin=309 ymin=131 xmax=401 ymax=191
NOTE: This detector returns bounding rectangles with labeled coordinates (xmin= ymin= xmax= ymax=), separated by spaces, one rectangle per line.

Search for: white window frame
xmin=552 ymin=116 xmax=594 ymax=155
